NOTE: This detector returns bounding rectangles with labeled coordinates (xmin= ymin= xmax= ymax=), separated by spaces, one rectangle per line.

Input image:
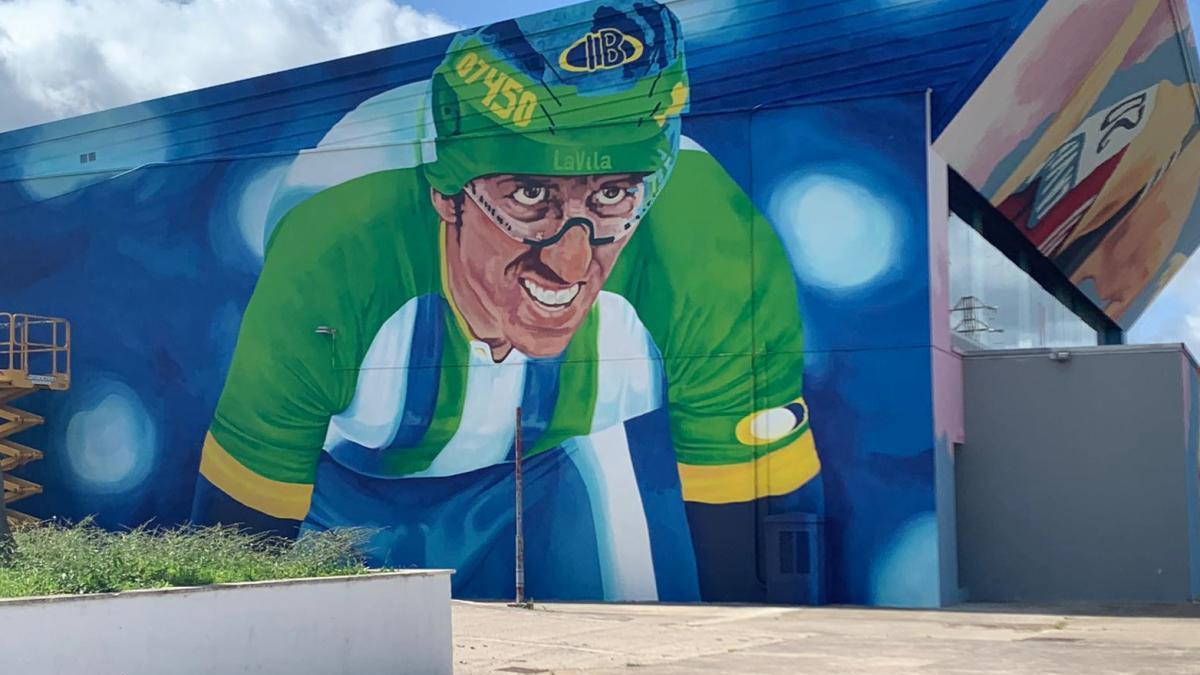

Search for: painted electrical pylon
xmin=0 ymin=313 xmax=70 ymax=528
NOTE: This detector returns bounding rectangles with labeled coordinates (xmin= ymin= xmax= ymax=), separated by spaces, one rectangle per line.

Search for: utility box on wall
xmin=958 ymin=345 xmax=1200 ymax=604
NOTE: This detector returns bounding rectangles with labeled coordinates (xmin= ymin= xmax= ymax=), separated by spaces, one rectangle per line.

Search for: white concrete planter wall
xmin=0 ymin=569 xmax=453 ymax=675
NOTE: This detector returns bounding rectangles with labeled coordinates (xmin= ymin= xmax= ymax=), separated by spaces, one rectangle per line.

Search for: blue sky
xmin=412 ymin=0 xmax=574 ymax=27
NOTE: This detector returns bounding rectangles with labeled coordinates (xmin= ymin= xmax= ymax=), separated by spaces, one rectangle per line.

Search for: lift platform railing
xmin=1 ymin=312 xmax=70 ymax=527
xmin=0 ymin=313 xmax=71 ymax=390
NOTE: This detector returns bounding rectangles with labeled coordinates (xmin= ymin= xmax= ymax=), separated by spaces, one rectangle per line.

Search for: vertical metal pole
xmin=514 ymin=406 xmax=525 ymax=604
xmin=3 ymin=315 xmax=11 ymax=371
xmin=0 ymin=466 xmax=10 ymax=555
xmin=0 ymin=317 xmax=11 ymax=551
xmin=21 ymin=317 xmax=28 ymax=374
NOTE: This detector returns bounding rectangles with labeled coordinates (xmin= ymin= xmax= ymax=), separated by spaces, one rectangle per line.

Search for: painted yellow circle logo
xmin=559 ymin=28 xmax=644 ymax=73
xmin=735 ymin=399 xmax=809 ymax=446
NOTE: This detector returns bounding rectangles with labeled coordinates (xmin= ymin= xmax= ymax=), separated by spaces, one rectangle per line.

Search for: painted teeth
xmin=522 ymin=279 xmax=580 ymax=307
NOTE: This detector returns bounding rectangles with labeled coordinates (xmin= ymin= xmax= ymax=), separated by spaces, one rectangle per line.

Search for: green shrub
xmin=0 ymin=519 xmax=373 ymax=599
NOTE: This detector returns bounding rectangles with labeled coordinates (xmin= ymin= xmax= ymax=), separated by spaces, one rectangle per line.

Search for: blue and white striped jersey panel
xmin=592 ymin=291 xmax=663 ymax=433
xmin=321 ymin=297 xmax=422 ymax=451
xmin=409 ymin=344 xmax=526 ymax=478
xmin=322 ymin=290 xmax=663 ymax=478
xmin=566 ymin=425 xmax=659 ymax=601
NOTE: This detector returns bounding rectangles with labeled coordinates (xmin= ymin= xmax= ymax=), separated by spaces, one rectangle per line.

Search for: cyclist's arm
xmin=191 ymin=191 xmax=365 ymax=535
xmin=613 ymin=148 xmax=821 ymax=505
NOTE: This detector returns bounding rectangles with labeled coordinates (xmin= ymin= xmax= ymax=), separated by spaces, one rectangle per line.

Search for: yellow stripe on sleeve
xmin=678 ymin=428 xmax=820 ymax=505
xmin=199 ymin=432 xmax=314 ymax=521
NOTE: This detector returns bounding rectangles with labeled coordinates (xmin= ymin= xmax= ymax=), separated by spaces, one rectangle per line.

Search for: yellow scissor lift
xmin=0 ymin=313 xmax=70 ymax=528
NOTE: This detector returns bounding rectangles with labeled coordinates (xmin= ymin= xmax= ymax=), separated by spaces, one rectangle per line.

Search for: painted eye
xmin=594 ymin=186 xmax=627 ymax=206
xmin=512 ymin=186 xmax=547 ymax=206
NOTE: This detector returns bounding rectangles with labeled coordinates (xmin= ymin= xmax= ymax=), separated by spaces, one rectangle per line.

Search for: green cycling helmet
xmin=423 ymin=0 xmax=690 ymax=220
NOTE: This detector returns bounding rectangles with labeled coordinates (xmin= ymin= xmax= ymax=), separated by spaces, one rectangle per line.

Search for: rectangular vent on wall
xmin=778 ymin=530 xmax=811 ymax=576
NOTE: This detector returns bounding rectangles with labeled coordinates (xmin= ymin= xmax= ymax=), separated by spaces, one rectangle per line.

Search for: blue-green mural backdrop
xmin=0 ymin=0 xmax=983 ymax=606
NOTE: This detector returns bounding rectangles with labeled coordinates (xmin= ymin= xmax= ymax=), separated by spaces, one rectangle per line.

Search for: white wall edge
xmin=0 ymin=570 xmax=454 ymax=675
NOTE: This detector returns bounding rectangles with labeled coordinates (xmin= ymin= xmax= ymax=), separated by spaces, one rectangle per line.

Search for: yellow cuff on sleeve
xmin=678 ymin=428 xmax=820 ymax=505
xmin=199 ymin=432 xmax=314 ymax=521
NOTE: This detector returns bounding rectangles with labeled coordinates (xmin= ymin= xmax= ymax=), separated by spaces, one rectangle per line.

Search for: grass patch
xmin=0 ymin=520 xmax=373 ymax=599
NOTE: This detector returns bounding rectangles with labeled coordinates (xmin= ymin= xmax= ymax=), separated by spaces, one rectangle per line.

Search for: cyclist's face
xmin=437 ymin=173 xmax=647 ymax=358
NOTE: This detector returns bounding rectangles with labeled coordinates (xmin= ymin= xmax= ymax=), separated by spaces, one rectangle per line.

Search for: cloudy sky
xmin=0 ymin=0 xmax=571 ymax=132
xmin=1 ymin=0 xmax=1199 ymax=351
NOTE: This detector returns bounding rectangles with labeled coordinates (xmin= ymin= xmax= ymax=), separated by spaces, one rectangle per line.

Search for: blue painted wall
xmin=0 ymin=0 xmax=1047 ymax=606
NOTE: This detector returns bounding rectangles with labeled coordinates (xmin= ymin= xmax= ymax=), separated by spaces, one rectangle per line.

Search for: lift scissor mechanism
xmin=0 ymin=313 xmax=70 ymax=528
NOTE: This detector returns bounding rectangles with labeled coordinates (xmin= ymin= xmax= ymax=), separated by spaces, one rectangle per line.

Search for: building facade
xmin=1 ymin=0 xmax=1198 ymax=607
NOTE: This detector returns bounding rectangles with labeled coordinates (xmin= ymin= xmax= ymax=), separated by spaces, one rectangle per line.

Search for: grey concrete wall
xmin=1186 ymin=365 xmax=1200 ymax=601
xmin=959 ymin=346 xmax=1194 ymax=603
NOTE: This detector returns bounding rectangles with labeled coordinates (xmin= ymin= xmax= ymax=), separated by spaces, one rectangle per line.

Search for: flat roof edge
xmin=960 ymin=343 xmax=1198 ymax=368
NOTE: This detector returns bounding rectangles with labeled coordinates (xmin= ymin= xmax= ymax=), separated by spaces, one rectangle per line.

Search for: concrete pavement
xmin=451 ymin=600 xmax=1200 ymax=674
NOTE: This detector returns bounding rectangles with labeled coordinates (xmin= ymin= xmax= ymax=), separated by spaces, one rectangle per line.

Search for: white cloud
xmin=0 ymin=0 xmax=457 ymax=132
xmin=1129 ymin=252 xmax=1200 ymax=355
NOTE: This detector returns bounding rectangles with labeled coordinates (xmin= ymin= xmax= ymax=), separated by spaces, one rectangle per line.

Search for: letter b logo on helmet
xmin=425 ymin=0 xmax=689 ymax=215
xmin=559 ymin=28 xmax=645 ymax=73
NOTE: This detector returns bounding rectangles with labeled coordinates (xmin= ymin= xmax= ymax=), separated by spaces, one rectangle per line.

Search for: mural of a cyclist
xmin=191 ymin=1 xmax=823 ymax=601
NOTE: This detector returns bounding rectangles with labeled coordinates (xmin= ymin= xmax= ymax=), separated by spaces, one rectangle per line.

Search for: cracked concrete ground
xmin=451 ymin=600 xmax=1200 ymax=674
